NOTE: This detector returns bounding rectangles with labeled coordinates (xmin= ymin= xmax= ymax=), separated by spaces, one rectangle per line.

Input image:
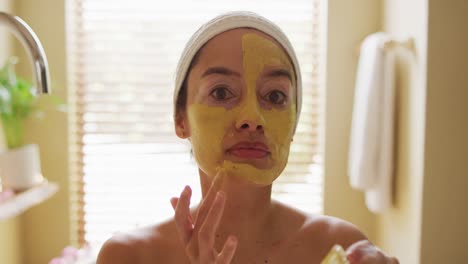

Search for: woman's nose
xmin=235 ymin=104 xmax=265 ymax=133
xmin=235 ymin=119 xmax=264 ymax=133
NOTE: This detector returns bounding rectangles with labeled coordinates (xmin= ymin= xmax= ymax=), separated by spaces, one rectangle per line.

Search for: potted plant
xmin=0 ymin=57 xmax=59 ymax=191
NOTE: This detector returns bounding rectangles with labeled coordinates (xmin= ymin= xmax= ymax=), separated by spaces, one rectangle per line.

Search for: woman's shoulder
xmin=301 ymin=213 xmax=368 ymax=249
xmin=274 ymin=201 xmax=367 ymax=248
xmin=305 ymin=214 xmax=367 ymax=239
xmin=96 ymin=218 xmax=184 ymax=264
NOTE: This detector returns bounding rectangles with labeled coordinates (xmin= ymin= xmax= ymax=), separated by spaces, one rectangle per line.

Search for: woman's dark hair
xmin=175 ymin=47 xmax=205 ymax=119
xmin=175 ymin=78 xmax=188 ymax=118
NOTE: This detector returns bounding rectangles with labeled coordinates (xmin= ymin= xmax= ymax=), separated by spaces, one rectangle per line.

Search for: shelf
xmin=0 ymin=182 xmax=59 ymax=220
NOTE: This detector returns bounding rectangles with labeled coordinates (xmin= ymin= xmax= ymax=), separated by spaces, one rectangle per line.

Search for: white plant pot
xmin=0 ymin=144 xmax=44 ymax=191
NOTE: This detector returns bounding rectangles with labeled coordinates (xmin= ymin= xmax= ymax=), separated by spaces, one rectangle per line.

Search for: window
xmin=67 ymin=0 xmax=325 ymax=249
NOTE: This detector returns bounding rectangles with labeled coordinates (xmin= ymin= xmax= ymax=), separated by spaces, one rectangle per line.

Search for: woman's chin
xmin=223 ymin=152 xmax=273 ymax=170
xmin=219 ymin=160 xmax=282 ymax=185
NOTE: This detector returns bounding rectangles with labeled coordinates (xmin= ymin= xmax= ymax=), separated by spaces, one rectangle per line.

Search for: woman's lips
xmin=227 ymin=142 xmax=270 ymax=159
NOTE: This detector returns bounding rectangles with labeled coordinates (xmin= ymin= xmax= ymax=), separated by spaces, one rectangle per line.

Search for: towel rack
xmin=356 ymin=36 xmax=415 ymax=55
xmin=382 ymin=37 xmax=415 ymax=51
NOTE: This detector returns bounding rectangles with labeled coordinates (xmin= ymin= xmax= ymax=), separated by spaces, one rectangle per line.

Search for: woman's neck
xmin=197 ymin=169 xmax=276 ymax=248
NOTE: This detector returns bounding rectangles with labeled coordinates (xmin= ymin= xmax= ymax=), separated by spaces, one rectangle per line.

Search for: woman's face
xmin=177 ymin=28 xmax=296 ymax=185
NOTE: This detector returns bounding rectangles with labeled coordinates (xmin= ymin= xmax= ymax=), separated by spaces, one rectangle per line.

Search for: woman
xmin=97 ymin=12 xmax=399 ymax=264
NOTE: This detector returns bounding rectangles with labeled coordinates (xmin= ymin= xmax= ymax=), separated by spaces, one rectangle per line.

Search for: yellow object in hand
xmin=321 ymin=245 xmax=349 ymax=264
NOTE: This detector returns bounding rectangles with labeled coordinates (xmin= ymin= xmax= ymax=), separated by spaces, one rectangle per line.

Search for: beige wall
xmin=379 ymin=1 xmax=468 ymax=263
xmin=323 ymin=0 xmax=382 ymax=241
xmin=420 ymin=0 xmax=468 ymax=263
xmin=14 ymin=0 xmax=71 ymax=263
xmin=376 ymin=0 xmax=428 ymax=263
xmin=0 ymin=0 xmax=13 ymax=153
xmin=0 ymin=216 xmax=23 ymax=264
xmin=0 ymin=2 xmax=23 ymax=264
xmin=0 ymin=0 xmax=13 ymax=65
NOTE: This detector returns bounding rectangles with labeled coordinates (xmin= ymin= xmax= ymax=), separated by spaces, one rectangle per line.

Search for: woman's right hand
xmin=171 ymin=171 xmax=238 ymax=263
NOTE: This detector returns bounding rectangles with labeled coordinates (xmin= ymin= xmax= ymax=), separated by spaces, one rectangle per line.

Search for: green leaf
xmin=0 ymin=57 xmax=66 ymax=149
xmin=0 ymin=58 xmax=36 ymax=148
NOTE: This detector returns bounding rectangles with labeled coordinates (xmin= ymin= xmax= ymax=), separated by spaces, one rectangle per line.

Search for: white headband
xmin=173 ymin=11 xmax=302 ymax=130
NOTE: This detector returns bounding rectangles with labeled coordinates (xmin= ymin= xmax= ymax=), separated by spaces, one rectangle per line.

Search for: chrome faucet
xmin=0 ymin=12 xmax=50 ymax=94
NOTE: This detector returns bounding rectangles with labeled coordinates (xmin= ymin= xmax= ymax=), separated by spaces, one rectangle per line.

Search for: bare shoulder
xmin=272 ymin=201 xmax=366 ymax=246
xmin=96 ymin=219 xmax=185 ymax=264
xmin=96 ymin=232 xmax=139 ymax=264
xmin=268 ymin=203 xmax=368 ymax=262
xmin=302 ymin=214 xmax=368 ymax=249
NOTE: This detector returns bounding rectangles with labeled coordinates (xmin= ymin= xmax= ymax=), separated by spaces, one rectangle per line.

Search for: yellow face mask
xmin=187 ymin=33 xmax=296 ymax=185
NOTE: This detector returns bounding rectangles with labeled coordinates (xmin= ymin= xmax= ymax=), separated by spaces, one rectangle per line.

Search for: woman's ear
xmin=175 ymin=114 xmax=190 ymax=139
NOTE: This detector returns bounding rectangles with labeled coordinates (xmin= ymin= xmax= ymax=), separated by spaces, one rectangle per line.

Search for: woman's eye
xmin=265 ymin=90 xmax=287 ymax=105
xmin=210 ymin=87 xmax=234 ymax=101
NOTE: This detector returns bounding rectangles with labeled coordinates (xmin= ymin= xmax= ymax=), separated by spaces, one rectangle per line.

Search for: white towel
xmin=348 ymin=32 xmax=396 ymax=213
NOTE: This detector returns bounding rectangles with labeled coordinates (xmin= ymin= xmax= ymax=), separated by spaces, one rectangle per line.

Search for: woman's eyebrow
xmin=201 ymin=67 xmax=241 ymax=78
xmin=264 ymin=68 xmax=293 ymax=82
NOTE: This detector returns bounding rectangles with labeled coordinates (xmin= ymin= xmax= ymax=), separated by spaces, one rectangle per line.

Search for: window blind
xmin=67 ymin=0 xmax=325 ymax=249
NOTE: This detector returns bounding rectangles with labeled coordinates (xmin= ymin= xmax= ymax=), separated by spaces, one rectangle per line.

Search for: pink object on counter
xmin=62 ymin=246 xmax=80 ymax=258
xmin=48 ymin=257 xmax=66 ymax=264
xmin=0 ymin=189 xmax=14 ymax=202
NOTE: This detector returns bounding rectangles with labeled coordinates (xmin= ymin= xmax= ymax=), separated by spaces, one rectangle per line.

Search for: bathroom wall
xmin=323 ymin=0 xmax=382 ymax=241
xmin=0 ymin=2 xmax=23 ymax=264
xmin=0 ymin=217 xmax=22 ymax=264
xmin=419 ymin=0 xmax=468 ymax=262
xmin=375 ymin=0 xmax=428 ymax=263
xmin=15 ymin=0 xmax=71 ymax=263
xmin=0 ymin=0 xmax=13 ymax=65
xmin=378 ymin=1 xmax=468 ymax=263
